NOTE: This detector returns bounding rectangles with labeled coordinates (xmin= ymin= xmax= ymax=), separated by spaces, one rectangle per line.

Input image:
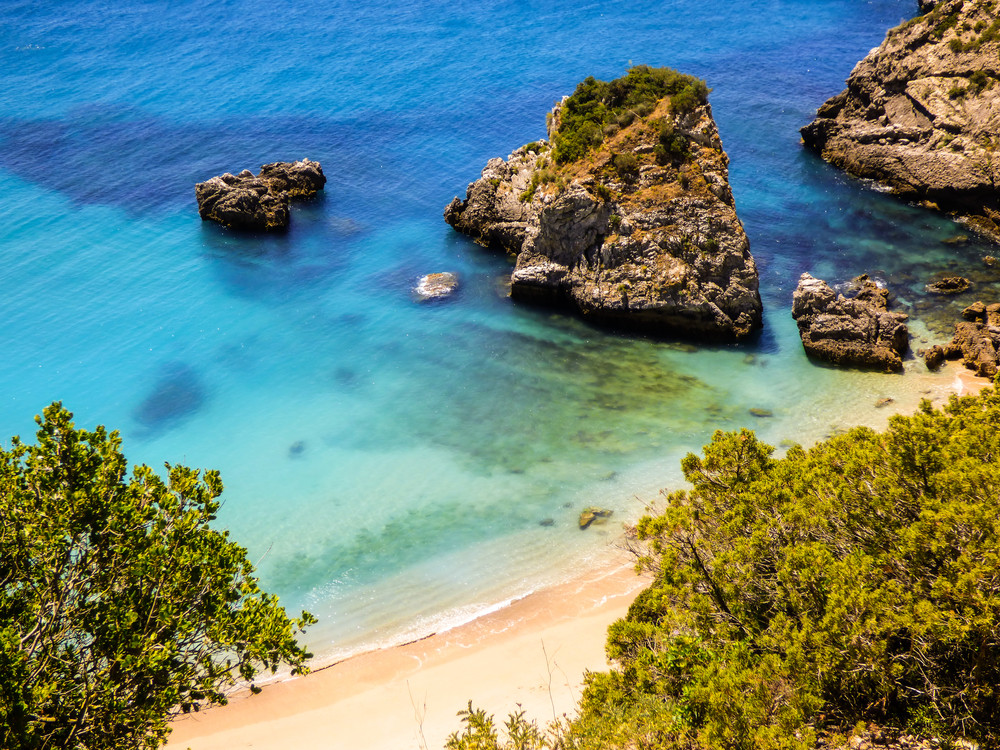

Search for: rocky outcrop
xmin=413 ymin=272 xmax=459 ymax=301
xmin=924 ymin=300 xmax=1000 ymax=376
xmin=578 ymin=507 xmax=613 ymax=530
xmin=257 ymin=159 xmax=326 ymax=198
xmin=801 ymin=0 xmax=1000 ymax=242
xmin=444 ymin=80 xmax=762 ymax=340
xmin=925 ymin=275 xmax=971 ymax=294
xmin=195 ymin=159 xmax=325 ymax=231
xmin=792 ymin=273 xmax=910 ymax=371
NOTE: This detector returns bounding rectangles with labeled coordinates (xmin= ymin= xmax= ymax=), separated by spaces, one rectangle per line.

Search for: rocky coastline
xmin=801 ymin=0 xmax=1000 ymax=242
xmin=445 ymin=68 xmax=763 ymax=340
xmin=924 ymin=299 xmax=1000 ymax=377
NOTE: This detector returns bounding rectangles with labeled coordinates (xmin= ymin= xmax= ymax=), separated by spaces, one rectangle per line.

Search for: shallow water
xmin=1 ymin=0 xmax=996 ymax=659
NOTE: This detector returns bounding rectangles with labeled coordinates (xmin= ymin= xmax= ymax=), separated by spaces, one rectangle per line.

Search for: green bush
xmin=562 ymin=381 xmax=1000 ymax=748
xmin=613 ymin=152 xmax=639 ymax=180
xmin=654 ymin=120 xmax=690 ymax=165
xmin=0 ymin=404 xmax=314 ymax=750
xmin=446 ymin=702 xmax=545 ymax=750
xmin=969 ymin=69 xmax=990 ymax=93
xmin=552 ymin=65 xmax=711 ymax=164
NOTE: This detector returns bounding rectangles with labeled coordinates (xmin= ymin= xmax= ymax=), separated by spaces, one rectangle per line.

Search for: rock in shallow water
xmin=792 ymin=273 xmax=909 ymax=372
xmin=925 ymin=276 xmax=971 ymax=295
xmin=924 ymin=301 xmax=1000 ymax=377
xmin=413 ymin=272 xmax=459 ymax=300
xmin=578 ymin=506 xmax=613 ymax=530
xmin=195 ymin=158 xmax=325 ymax=231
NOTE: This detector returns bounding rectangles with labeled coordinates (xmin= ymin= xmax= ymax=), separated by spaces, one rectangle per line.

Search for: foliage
xmin=0 ymin=403 xmax=315 ymax=750
xmin=561 ymin=382 xmax=1000 ymax=748
xmin=612 ymin=152 xmax=639 ymax=180
xmin=446 ymin=701 xmax=546 ymax=750
xmin=552 ymin=65 xmax=710 ymax=164
xmin=654 ymin=119 xmax=691 ymax=166
xmin=519 ymin=168 xmax=563 ymax=203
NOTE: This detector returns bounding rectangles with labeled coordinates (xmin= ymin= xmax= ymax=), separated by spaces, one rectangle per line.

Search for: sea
xmin=2 ymin=0 xmax=997 ymax=663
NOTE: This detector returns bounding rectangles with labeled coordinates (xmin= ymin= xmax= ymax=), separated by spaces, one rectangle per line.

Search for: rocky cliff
xmin=444 ymin=67 xmax=762 ymax=340
xmin=801 ymin=0 xmax=1000 ymax=242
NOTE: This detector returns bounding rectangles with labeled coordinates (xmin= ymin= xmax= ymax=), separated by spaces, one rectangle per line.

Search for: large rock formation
xmin=792 ymin=273 xmax=910 ymax=371
xmin=196 ymin=159 xmax=325 ymax=231
xmin=444 ymin=68 xmax=762 ymax=340
xmin=801 ymin=0 xmax=1000 ymax=242
xmin=924 ymin=300 xmax=1000 ymax=377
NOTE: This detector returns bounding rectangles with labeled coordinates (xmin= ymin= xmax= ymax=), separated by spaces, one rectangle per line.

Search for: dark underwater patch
xmin=132 ymin=361 xmax=206 ymax=433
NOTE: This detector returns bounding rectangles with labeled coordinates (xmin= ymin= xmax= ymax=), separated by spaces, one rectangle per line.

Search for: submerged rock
xmin=195 ymin=158 xmax=325 ymax=231
xmin=444 ymin=67 xmax=762 ymax=340
xmin=925 ymin=276 xmax=971 ymax=295
xmin=792 ymin=273 xmax=909 ymax=372
xmin=579 ymin=506 xmax=613 ymax=530
xmin=133 ymin=362 xmax=205 ymax=430
xmin=413 ymin=272 xmax=459 ymax=301
xmin=801 ymin=0 xmax=1000 ymax=242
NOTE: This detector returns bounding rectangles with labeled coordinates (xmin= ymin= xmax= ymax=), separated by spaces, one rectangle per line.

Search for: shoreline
xmin=165 ymin=363 xmax=991 ymax=750
xmin=166 ymin=549 xmax=649 ymax=750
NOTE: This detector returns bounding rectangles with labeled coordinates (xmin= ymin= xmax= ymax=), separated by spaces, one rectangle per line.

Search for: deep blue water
xmin=2 ymin=0 xmax=997 ymax=658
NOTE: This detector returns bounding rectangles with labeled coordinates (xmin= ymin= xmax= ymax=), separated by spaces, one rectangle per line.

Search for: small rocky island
xmin=792 ymin=273 xmax=909 ymax=372
xmin=195 ymin=159 xmax=326 ymax=231
xmin=445 ymin=66 xmax=763 ymax=339
xmin=801 ymin=0 xmax=1000 ymax=242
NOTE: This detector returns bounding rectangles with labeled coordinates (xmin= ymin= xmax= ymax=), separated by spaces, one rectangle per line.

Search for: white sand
xmin=166 ymin=556 xmax=647 ymax=750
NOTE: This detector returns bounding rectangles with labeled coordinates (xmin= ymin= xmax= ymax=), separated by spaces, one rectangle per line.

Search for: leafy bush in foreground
xmin=0 ymin=403 xmax=314 ymax=750
xmin=451 ymin=381 xmax=1000 ymax=749
xmin=566 ymin=382 xmax=1000 ymax=748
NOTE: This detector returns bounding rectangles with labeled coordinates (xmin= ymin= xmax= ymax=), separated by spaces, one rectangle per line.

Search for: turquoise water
xmin=2 ymin=0 xmax=998 ymax=659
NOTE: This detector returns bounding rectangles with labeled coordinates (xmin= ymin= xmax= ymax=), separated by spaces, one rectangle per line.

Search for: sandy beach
xmin=166 ymin=552 xmax=649 ymax=750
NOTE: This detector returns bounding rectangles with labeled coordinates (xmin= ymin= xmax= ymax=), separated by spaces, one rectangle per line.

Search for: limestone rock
xmin=413 ymin=272 xmax=459 ymax=300
xmin=444 ymin=80 xmax=762 ymax=340
xmin=801 ymin=0 xmax=1000 ymax=242
xmin=195 ymin=159 xmax=325 ymax=231
xmin=925 ymin=275 xmax=971 ymax=294
xmin=258 ymin=158 xmax=326 ymax=198
xmin=926 ymin=299 xmax=1000 ymax=377
xmin=792 ymin=273 xmax=909 ymax=371
xmin=579 ymin=506 xmax=613 ymax=530
xmin=195 ymin=172 xmax=290 ymax=231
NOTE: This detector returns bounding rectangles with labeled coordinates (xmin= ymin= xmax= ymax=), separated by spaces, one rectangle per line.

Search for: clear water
xmin=2 ymin=0 xmax=997 ymax=660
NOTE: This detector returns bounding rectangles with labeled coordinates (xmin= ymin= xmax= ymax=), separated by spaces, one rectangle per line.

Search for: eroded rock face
xmin=258 ymin=159 xmax=327 ymax=198
xmin=801 ymin=0 xmax=1000 ymax=242
xmin=444 ymin=100 xmax=762 ymax=340
xmin=195 ymin=159 xmax=325 ymax=231
xmin=924 ymin=300 xmax=1000 ymax=377
xmin=792 ymin=273 xmax=910 ymax=372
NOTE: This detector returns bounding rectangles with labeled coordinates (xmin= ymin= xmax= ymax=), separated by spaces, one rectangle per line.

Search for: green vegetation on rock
xmin=0 ymin=403 xmax=314 ymax=750
xmin=449 ymin=381 xmax=1000 ymax=749
xmin=552 ymin=65 xmax=710 ymax=164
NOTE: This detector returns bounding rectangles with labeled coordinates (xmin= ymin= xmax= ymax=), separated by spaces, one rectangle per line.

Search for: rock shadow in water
xmin=132 ymin=362 xmax=206 ymax=435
